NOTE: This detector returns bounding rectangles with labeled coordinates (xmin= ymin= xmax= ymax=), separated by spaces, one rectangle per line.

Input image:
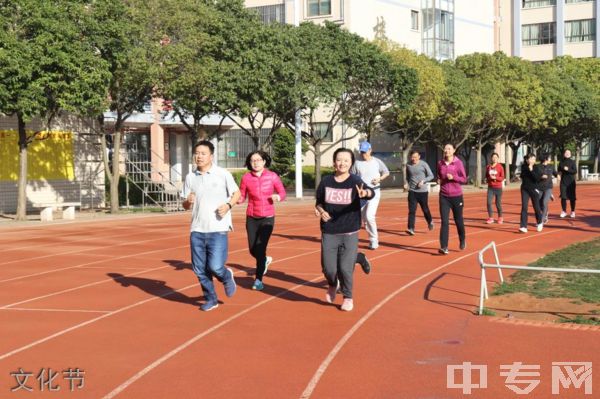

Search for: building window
xmin=565 ymin=19 xmax=596 ymax=42
xmin=522 ymin=0 xmax=556 ymax=8
xmin=522 ymin=22 xmax=556 ymax=46
xmin=422 ymin=0 xmax=454 ymax=60
xmin=566 ymin=0 xmax=593 ymax=3
xmin=307 ymin=0 xmax=331 ymax=17
xmin=312 ymin=123 xmax=333 ymax=142
xmin=248 ymin=4 xmax=286 ymax=24
xmin=411 ymin=10 xmax=419 ymax=30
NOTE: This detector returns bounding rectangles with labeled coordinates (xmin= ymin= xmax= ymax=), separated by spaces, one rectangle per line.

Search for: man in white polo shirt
xmin=351 ymin=141 xmax=390 ymax=250
xmin=182 ymin=140 xmax=241 ymax=311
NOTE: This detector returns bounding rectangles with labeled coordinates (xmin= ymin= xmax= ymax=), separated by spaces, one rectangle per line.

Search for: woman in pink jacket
xmin=238 ymin=150 xmax=286 ymax=291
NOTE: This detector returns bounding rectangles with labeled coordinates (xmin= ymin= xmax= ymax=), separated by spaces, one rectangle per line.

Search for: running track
xmin=1 ymin=185 xmax=599 ymax=398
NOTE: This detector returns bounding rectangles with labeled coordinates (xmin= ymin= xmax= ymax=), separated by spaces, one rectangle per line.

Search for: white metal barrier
xmin=477 ymin=241 xmax=600 ymax=315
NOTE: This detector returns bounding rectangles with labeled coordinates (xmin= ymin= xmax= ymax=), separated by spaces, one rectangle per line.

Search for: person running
xmin=404 ymin=150 xmax=434 ymax=235
xmin=315 ymin=148 xmax=375 ymax=311
xmin=351 ymin=141 xmax=389 ymax=250
xmin=485 ymin=152 xmax=505 ymax=224
xmin=519 ymin=153 xmax=544 ymax=233
xmin=538 ymin=152 xmax=557 ymax=224
xmin=238 ymin=150 xmax=286 ymax=291
xmin=182 ymin=140 xmax=240 ymax=312
xmin=437 ymin=144 xmax=467 ymax=255
xmin=558 ymin=149 xmax=577 ymax=218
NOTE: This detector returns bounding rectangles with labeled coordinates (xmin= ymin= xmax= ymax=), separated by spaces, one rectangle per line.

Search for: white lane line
xmin=299 ymin=231 xmax=560 ymax=399
xmin=101 ymin=274 xmax=324 ymax=399
xmin=0 ymin=249 xmax=321 ymax=361
xmin=2 ymin=307 xmax=111 ymax=314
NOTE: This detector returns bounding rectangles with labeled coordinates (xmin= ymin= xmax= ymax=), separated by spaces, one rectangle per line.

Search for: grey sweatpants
xmin=321 ymin=232 xmax=359 ymax=299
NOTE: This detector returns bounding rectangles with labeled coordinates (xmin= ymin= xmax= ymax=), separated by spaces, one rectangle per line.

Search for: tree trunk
xmin=475 ymin=139 xmax=483 ymax=188
xmin=400 ymin=146 xmax=411 ymax=187
xmin=314 ymin=143 xmax=322 ymax=189
xmin=110 ymin=129 xmax=122 ymax=213
xmin=594 ymin=143 xmax=599 ymax=174
xmin=16 ymin=113 xmax=28 ymax=221
xmin=504 ymin=140 xmax=511 ymax=186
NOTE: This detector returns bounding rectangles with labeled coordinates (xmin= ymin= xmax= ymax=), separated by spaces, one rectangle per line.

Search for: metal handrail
xmin=477 ymin=241 xmax=600 ymax=315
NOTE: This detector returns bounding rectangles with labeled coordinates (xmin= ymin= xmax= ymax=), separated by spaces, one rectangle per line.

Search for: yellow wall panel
xmin=0 ymin=130 xmax=75 ymax=181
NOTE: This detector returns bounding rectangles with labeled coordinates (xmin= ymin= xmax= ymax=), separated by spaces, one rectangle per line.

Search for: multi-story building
xmin=496 ymin=0 xmax=598 ymax=61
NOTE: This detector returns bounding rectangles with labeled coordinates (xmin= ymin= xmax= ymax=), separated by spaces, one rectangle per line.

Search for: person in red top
xmin=485 ymin=152 xmax=505 ymax=224
xmin=238 ymin=150 xmax=286 ymax=291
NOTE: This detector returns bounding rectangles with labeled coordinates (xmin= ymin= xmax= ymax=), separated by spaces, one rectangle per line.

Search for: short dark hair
xmin=245 ymin=150 xmax=272 ymax=170
xmin=525 ymin=153 xmax=536 ymax=161
xmin=333 ymin=148 xmax=355 ymax=166
xmin=193 ymin=140 xmax=214 ymax=155
xmin=409 ymin=150 xmax=421 ymax=157
xmin=541 ymin=152 xmax=551 ymax=162
xmin=491 ymin=152 xmax=500 ymax=158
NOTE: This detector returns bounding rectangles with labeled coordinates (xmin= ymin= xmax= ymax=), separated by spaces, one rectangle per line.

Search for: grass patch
xmin=477 ymin=308 xmax=497 ymax=316
xmin=492 ymin=237 xmax=600 ymax=303
xmin=559 ymin=316 xmax=600 ymax=326
xmin=491 ymin=237 xmax=600 ymax=324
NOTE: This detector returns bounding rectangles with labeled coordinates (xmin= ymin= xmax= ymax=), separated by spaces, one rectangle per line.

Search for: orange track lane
xmin=0 ymin=186 xmax=598 ymax=398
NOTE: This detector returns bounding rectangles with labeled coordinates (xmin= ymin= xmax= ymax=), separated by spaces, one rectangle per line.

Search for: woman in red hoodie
xmin=238 ymin=150 xmax=286 ymax=291
xmin=485 ymin=152 xmax=505 ymax=224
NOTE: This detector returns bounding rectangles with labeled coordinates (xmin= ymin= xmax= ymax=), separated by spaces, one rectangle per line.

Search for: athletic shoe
xmin=497 ymin=217 xmax=504 ymax=224
xmin=438 ymin=248 xmax=449 ymax=255
xmin=200 ymin=301 xmax=219 ymax=312
xmin=486 ymin=218 xmax=494 ymax=224
xmin=325 ymin=285 xmax=337 ymax=303
xmin=550 ymin=194 xmax=555 ymax=201
xmin=460 ymin=241 xmax=466 ymax=250
xmin=224 ymin=268 xmax=237 ymax=297
xmin=428 ymin=222 xmax=435 ymax=231
xmin=369 ymin=242 xmax=379 ymax=250
xmin=543 ymin=217 xmax=549 ymax=224
xmin=570 ymin=211 xmax=576 ymax=218
xmin=406 ymin=229 xmax=415 ymax=236
xmin=519 ymin=227 xmax=528 ymax=233
xmin=264 ymin=256 xmax=273 ymax=275
xmin=356 ymin=252 xmax=371 ymax=275
xmin=341 ymin=298 xmax=354 ymax=311
xmin=536 ymin=223 xmax=543 ymax=232
xmin=560 ymin=211 xmax=567 ymax=218
xmin=252 ymin=279 xmax=264 ymax=291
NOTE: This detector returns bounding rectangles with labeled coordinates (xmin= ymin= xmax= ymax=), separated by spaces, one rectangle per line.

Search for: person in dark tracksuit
xmin=436 ymin=144 xmax=467 ymax=255
xmin=538 ymin=153 xmax=557 ymax=225
xmin=519 ymin=153 xmax=544 ymax=233
xmin=404 ymin=150 xmax=434 ymax=236
xmin=558 ymin=149 xmax=577 ymax=218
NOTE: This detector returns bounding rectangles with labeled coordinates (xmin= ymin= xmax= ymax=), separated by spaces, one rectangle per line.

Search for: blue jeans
xmin=190 ymin=231 xmax=229 ymax=303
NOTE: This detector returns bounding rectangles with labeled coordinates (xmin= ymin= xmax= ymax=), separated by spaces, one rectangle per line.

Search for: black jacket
xmin=521 ymin=164 xmax=542 ymax=193
xmin=538 ymin=163 xmax=557 ymax=190
xmin=558 ymin=158 xmax=577 ymax=186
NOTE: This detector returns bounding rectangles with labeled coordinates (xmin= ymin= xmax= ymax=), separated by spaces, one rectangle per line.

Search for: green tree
xmin=381 ymin=45 xmax=443 ymax=185
xmin=85 ymin=0 xmax=160 ymax=213
xmin=0 ymin=0 xmax=110 ymax=220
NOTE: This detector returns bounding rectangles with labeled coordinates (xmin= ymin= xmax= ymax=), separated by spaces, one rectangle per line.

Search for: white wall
xmin=454 ymin=0 xmax=495 ymax=56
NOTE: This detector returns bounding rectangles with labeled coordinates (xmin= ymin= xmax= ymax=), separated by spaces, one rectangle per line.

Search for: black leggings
xmin=439 ymin=195 xmax=465 ymax=250
xmin=246 ymin=216 xmax=274 ymax=281
xmin=520 ymin=188 xmax=542 ymax=228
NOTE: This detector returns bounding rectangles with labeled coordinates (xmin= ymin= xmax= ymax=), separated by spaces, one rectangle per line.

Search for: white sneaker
xmin=560 ymin=211 xmax=567 ymax=218
xmin=519 ymin=227 xmax=528 ymax=233
xmin=536 ymin=223 xmax=543 ymax=232
xmin=570 ymin=211 xmax=576 ymax=218
xmin=264 ymin=256 xmax=272 ymax=275
xmin=369 ymin=242 xmax=379 ymax=250
xmin=341 ymin=298 xmax=354 ymax=311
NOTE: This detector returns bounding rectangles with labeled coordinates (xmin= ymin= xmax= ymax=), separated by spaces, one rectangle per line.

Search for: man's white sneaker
xmin=570 ymin=211 xmax=576 ymax=218
xmin=519 ymin=227 xmax=528 ymax=233
xmin=536 ymin=223 xmax=543 ymax=232
xmin=560 ymin=211 xmax=567 ymax=218
xmin=341 ymin=298 xmax=354 ymax=311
